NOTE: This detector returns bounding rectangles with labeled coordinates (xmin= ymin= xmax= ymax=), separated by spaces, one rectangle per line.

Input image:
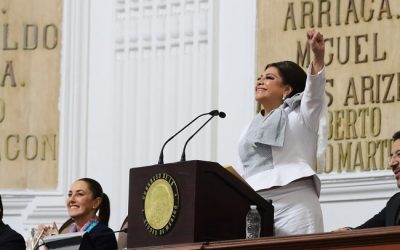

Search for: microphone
xmin=158 ymin=110 xmax=220 ymax=164
xmin=180 ymin=111 xmax=226 ymax=161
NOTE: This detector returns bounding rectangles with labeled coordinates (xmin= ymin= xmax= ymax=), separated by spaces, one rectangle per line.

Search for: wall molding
xmin=320 ymin=171 xmax=398 ymax=202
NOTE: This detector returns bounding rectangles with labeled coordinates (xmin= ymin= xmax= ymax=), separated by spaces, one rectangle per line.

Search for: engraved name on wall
xmin=257 ymin=0 xmax=399 ymax=173
xmin=0 ymin=0 xmax=61 ymax=189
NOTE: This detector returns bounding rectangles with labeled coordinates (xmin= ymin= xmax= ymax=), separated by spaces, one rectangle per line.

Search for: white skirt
xmin=258 ymin=178 xmax=324 ymax=236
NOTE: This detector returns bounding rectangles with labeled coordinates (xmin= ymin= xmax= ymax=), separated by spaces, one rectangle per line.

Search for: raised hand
xmin=307 ymin=29 xmax=325 ymax=74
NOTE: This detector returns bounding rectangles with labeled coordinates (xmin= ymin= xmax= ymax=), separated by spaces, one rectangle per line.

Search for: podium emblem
xmin=143 ymin=173 xmax=179 ymax=236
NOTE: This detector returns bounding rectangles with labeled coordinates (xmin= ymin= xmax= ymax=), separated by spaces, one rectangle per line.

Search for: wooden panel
xmin=130 ymin=226 xmax=400 ymax=250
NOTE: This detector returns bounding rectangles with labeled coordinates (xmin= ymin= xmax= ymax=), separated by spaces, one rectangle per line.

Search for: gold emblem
xmin=143 ymin=173 xmax=179 ymax=236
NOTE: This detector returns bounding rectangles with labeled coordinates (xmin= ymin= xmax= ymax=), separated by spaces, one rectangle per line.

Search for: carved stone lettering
xmin=0 ymin=0 xmax=61 ymax=189
xmin=258 ymin=0 xmax=400 ymax=173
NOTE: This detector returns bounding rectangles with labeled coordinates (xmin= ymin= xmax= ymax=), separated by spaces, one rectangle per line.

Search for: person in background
xmin=336 ymin=131 xmax=400 ymax=231
xmin=65 ymin=178 xmax=117 ymax=250
xmin=236 ymin=29 xmax=327 ymax=236
xmin=0 ymin=194 xmax=26 ymax=250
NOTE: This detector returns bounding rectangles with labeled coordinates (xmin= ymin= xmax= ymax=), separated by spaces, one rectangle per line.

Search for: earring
xmin=282 ymin=95 xmax=286 ymax=101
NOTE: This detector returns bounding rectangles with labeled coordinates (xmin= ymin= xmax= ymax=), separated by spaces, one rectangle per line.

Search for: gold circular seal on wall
xmin=143 ymin=173 xmax=179 ymax=236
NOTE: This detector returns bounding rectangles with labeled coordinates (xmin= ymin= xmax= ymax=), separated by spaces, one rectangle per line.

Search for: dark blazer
xmin=79 ymin=223 xmax=117 ymax=250
xmin=0 ymin=220 xmax=26 ymax=250
xmin=356 ymin=192 xmax=400 ymax=229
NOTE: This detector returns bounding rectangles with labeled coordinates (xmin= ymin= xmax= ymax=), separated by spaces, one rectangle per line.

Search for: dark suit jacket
xmin=356 ymin=192 xmax=400 ymax=229
xmin=79 ymin=223 xmax=117 ymax=250
xmin=0 ymin=220 xmax=26 ymax=250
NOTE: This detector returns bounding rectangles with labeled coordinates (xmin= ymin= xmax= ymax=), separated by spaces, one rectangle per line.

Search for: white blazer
xmin=236 ymin=65 xmax=326 ymax=196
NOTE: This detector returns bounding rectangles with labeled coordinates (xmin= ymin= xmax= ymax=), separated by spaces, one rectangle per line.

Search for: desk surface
xmin=128 ymin=226 xmax=400 ymax=250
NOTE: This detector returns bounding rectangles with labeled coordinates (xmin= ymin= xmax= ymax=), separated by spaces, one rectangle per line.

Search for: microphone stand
xmin=180 ymin=112 xmax=225 ymax=161
xmin=158 ymin=110 xmax=219 ymax=164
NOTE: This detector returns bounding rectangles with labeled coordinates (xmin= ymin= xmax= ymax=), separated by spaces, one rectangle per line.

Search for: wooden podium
xmin=127 ymin=160 xmax=274 ymax=248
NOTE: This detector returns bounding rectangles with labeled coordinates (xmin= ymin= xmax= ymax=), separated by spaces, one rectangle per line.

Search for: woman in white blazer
xmin=237 ymin=29 xmax=326 ymax=236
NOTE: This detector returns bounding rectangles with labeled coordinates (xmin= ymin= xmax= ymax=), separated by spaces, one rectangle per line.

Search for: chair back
xmin=58 ymin=218 xmax=74 ymax=234
xmin=117 ymin=216 xmax=128 ymax=249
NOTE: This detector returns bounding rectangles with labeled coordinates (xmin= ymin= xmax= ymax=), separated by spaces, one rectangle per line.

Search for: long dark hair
xmin=265 ymin=61 xmax=306 ymax=98
xmin=78 ymin=178 xmax=111 ymax=226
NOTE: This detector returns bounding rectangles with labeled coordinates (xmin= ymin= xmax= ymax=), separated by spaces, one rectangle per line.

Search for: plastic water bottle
xmin=246 ymin=205 xmax=261 ymax=239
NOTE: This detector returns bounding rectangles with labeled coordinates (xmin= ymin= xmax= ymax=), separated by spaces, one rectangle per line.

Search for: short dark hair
xmin=393 ymin=131 xmax=400 ymax=141
xmin=0 ymin=194 xmax=3 ymax=220
xmin=265 ymin=61 xmax=306 ymax=98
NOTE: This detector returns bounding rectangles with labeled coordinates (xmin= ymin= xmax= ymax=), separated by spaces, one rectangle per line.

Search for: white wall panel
xmin=111 ymin=0 xmax=215 ymax=230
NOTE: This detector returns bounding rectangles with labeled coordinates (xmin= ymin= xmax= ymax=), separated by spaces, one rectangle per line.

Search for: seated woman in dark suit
xmin=65 ymin=178 xmax=117 ymax=250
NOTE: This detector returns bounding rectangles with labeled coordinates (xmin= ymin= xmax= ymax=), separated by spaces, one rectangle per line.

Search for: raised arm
xmin=300 ymin=29 xmax=326 ymax=131
xmin=307 ymin=29 xmax=325 ymax=75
